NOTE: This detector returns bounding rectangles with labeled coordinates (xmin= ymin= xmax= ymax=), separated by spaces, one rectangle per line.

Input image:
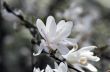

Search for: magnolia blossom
xmin=34 ymin=16 xmax=74 ymax=55
xmin=62 ymin=46 xmax=100 ymax=72
xmin=33 ymin=62 xmax=67 ymax=72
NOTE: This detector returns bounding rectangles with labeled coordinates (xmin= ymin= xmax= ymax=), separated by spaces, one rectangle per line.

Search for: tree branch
xmin=50 ymin=53 xmax=81 ymax=72
xmin=3 ymin=2 xmax=81 ymax=72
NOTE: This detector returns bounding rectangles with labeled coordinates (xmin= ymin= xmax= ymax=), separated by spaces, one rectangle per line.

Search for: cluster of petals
xmin=62 ymin=46 xmax=100 ymax=72
xmin=34 ymin=16 xmax=100 ymax=72
xmin=33 ymin=62 xmax=67 ymax=72
xmin=34 ymin=16 xmax=74 ymax=55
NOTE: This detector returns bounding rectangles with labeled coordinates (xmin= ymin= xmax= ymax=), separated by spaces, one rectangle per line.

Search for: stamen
xmin=79 ymin=57 xmax=87 ymax=65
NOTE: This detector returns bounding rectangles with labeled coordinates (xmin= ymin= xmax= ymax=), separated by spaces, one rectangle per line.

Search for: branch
xmin=3 ymin=2 xmax=41 ymax=41
xmin=3 ymin=2 xmax=81 ymax=72
xmin=3 ymin=2 xmax=41 ymax=72
xmin=49 ymin=52 xmax=81 ymax=72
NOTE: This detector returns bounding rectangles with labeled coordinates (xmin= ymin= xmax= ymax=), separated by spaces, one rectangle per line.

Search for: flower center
xmin=79 ymin=57 xmax=87 ymax=65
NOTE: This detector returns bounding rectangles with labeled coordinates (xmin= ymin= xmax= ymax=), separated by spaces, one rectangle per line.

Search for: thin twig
xmin=3 ymin=2 xmax=40 ymax=39
xmin=3 ymin=2 xmax=40 ymax=72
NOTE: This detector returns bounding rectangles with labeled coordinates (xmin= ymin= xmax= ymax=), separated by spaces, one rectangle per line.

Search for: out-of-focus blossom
xmin=61 ymin=1 xmax=101 ymax=47
xmin=33 ymin=67 xmax=44 ymax=72
xmin=33 ymin=62 xmax=67 ymax=72
xmin=54 ymin=62 xmax=68 ymax=72
xmin=62 ymin=46 xmax=100 ymax=72
xmin=33 ymin=65 xmax=53 ymax=72
xmin=35 ymin=16 xmax=74 ymax=55
xmin=64 ymin=3 xmax=83 ymax=20
xmin=24 ymin=0 xmax=52 ymax=17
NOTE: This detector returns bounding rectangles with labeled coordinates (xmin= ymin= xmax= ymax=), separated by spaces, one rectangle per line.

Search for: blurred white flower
xmin=64 ymin=4 xmax=83 ymax=20
xmin=36 ymin=16 xmax=74 ymax=55
xmin=33 ymin=68 xmax=44 ymax=72
xmin=45 ymin=65 xmax=53 ymax=72
xmin=62 ymin=46 xmax=100 ymax=72
xmin=33 ymin=62 xmax=67 ymax=72
xmin=33 ymin=65 xmax=53 ymax=72
xmin=62 ymin=1 xmax=101 ymax=47
xmin=54 ymin=62 xmax=68 ymax=72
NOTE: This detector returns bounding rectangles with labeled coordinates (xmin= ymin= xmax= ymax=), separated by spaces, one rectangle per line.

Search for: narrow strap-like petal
xmin=46 ymin=16 xmax=56 ymax=39
xmin=79 ymin=46 xmax=97 ymax=51
xmin=33 ymin=67 xmax=41 ymax=72
xmin=36 ymin=19 xmax=46 ymax=40
xmin=56 ymin=20 xmax=65 ymax=32
xmin=57 ymin=44 xmax=69 ymax=55
xmin=33 ymin=45 xmax=43 ymax=56
xmin=58 ymin=62 xmax=68 ymax=72
xmin=84 ymin=54 xmax=100 ymax=62
xmin=56 ymin=21 xmax=73 ymax=41
xmin=73 ymin=64 xmax=85 ymax=72
xmin=45 ymin=65 xmax=53 ymax=72
xmin=83 ymin=63 xmax=98 ymax=72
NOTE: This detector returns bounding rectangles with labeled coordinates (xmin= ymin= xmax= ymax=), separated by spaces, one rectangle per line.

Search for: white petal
xmin=33 ymin=67 xmax=41 ymax=72
xmin=33 ymin=41 xmax=46 ymax=56
xmin=54 ymin=62 xmax=59 ymax=69
xmin=56 ymin=21 xmax=73 ymax=40
xmin=41 ymin=70 xmax=44 ymax=72
xmin=80 ymin=46 xmax=97 ymax=51
xmin=80 ymin=51 xmax=100 ymax=61
xmin=62 ymin=52 xmax=79 ymax=64
xmin=89 ymin=56 xmax=100 ymax=62
xmin=45 ymin=65 xmax=53 ymax=72
xmin=73 ymin=64 xmax=85 ymax=72
xmin=86 ymin=55 xmax=100 ymax=62
xmin=36 ymin=19 xmax=47 ymax=40
xmin=80 ymin=51 xmax=94 ymax=56
xmin=58 ymin=62 xmax=68 ymax=72
xmin=53 ymin=69 xmax=58 ymax=72
xmin=84 ymin=63 xmax=98 ymax=72
xmin=68 ymin=45 xmax=78 ymax=54
xmin=69 ymin=47 xmax=78 ymax=54
xmin=46 ymin=16 xmax=56 ymax=38
xmin=56 ymin=20 xmax=65 ymax=32
xmin=41 ymin=40 xmax=50 ymax=53
xmin=54 ymin=20 xmax=66 ymax=42
xmin=59 ymin=38 xmax=77 ymax=48
xmin=64 ymin=38 xmax=77 ymax=44
xmin=57 ymin=44 xmax=69 ymax=55
xmin=33 ymin=50 xmax=42 ymax=56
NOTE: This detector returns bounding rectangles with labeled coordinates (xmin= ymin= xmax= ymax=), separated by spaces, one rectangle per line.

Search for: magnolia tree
xmin=2 ymin=2 xmax=100 ymax=72
xmin=33 ymin=16 xmax=100 ymax=72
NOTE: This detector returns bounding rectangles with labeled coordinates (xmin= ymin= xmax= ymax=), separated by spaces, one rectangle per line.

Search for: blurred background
xmin=0 ymin=0 xmax=110 ymax=72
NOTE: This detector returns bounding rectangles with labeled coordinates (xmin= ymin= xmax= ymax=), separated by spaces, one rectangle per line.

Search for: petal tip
xmin=36 ymin=19 xmax=43 ymax=24
xmin=96 ymin=57 xmax=100 ymax=61
xmin=48 ymin=16 xmax=54 ymax=20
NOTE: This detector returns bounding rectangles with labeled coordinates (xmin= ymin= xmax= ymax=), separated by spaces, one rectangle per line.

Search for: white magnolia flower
xmin=35 ymin=16 xmax=73 ymax=55
xmin=62 ymin=46 xmax=100 ymax=72
xmin=33 ymin=62 xmax=67 ymax=72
